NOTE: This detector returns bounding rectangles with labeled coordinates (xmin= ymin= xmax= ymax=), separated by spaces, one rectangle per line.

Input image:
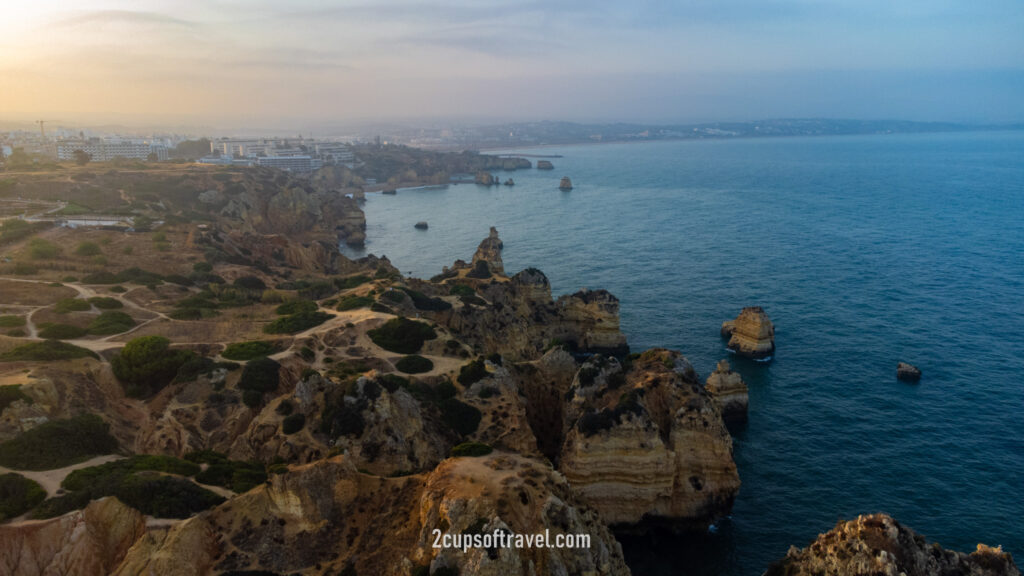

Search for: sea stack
xmin=705 ymin=359 xmax=749 ymax=423
xmin=475 ymin=171 xmax=497 ymax=186
xmin=537 ymin=160 xmax=554 ymax=170
xmin=897 ymin=362 xmax=922 ymax=382
xmin=414 ymin=221 xmax=428 ymax=230
xmin=559 ymin=176 xmax=573 ymax=191
xmin=504 ymin=178 xmax=515 ymax=186
xmin=721 ymin=306 xmax=775 ymax=360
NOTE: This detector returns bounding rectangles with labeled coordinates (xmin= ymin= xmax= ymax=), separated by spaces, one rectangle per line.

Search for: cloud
xmin=54 ymin=9 xmax=198 ymax=30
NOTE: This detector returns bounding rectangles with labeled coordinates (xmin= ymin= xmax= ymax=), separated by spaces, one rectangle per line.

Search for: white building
xmin=56 ymin=138 xmax=169 ymax=162
xmin=255 ymin=156 xmax=322 ymax=172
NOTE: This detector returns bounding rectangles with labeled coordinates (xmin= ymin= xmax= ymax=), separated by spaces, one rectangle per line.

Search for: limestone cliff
xmin=766 ymin=513 xmax=1020 ymax=576
xmin=559 ymin=349 xmax=740 ymax=527
xmin=722 ymin=306 xmax=775 ymax=360
xmin=704 ymin=359 xmax=749 ymax=423
xmin=0 ymin=497 xmax=145 ymax=576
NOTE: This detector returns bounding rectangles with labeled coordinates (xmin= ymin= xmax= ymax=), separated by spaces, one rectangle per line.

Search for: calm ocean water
xmin=342 ymin=132 xmax=1024 ymax=575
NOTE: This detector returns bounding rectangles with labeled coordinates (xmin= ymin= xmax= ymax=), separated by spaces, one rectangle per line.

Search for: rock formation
xmin=704 ymin=359 xmax=749 ymax=423
xmin=559 ymin=176 xmax=573 ymax=190
xmin=766 ymin=513 xmax=1020 ymax=576
xmin=559 ymin=349 xmax=740 ymax=527
xmin=415 ymin=221 xmax=429 ymax=230
xmin=897 ymin=362 xmax=922 ymax=382
xmin=504 ymin=178 xmax=515 ymax=186
xmin=475 ymin=172 xmax=498 ymax=186
xmin=537 ymin=160 xmax=555 ymax=170
xmin=470 ymin=226 xmax=505 ymax=276
xmin=721 ymin=306 xmax=775 ymax=360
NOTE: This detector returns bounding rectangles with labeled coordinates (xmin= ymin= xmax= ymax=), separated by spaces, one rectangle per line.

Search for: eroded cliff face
xmin=0 ymin=497 xmax=145 ymax=576
xmin=766 ymin=513 xmax=1020 ymax=576
xmin=704 ymin=359 xmax=749 ymax=423
xmin=559 ymin=349 xmax=740 ymax=527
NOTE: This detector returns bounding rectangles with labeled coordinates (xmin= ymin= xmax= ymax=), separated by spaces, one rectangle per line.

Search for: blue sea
xmin=342 ymin=131 xmax=1024 ymax=575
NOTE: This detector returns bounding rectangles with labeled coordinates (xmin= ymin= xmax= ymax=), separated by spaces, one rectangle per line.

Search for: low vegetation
xmin=439 ymin=398 xmax=483 ymax=436
xmin=399 ymin=287 xmax=452 ymax=311
xmin=185 ymin=450 xmax=267 ymax=493
xmin=367 ymin=317 xmax=437 ymax=353
xmin=0 ymin=414 xmax=119 ymax=470
xmin=37 ymin=323 xmax=88 ymax=339
xmin=335 ymin=275 xmax=370 ymax=290
xmin=87 ymin=311 xmax=136 ymax=335
xmin=450 ymin=442 xmax=493 ymax=458
xmin=0 ymin=315 xmax=25 ymax=328
xmin=457 ymin=357 xmax=488 ymax=386
xmin=0 ymin=340 xmax=98 ymax=362
xmin=222 ymin=340 xmax=278 ymax=360
xmin=111 ymin=336 xmax=195 ymax=398
xmin=0 ymin=473 xmax=46 ymax=521
xmin=0 ymin=385 xmax=32 ymax=413
xmin=275 ymin=299 xmax=318 ymax=315
xmin=395 ymin=354 xmax=434 ymax=374
xmin=87 ymin=296 xmax=123 ymax=309
xmin=263 ymin=311 xmax=332 ymax=334
xmin=337 ymin=295 xmax=374 ymax=311
xmin=54 ymin=297 xmax=91 ymax=314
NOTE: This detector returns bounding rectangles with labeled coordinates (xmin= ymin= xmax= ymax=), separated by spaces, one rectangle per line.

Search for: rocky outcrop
xmin=504 ymin=178 xmax=515 ymax=186
xmin=415 ymin=221 xmax=429 ymax=230
xmin=557 ymin=289 xmax=629 ymax=356
xmin=897 ymin=362 xmax=922 ymax=382
xmin=559 ymin=349 xmax=740 ymax=528
xmin=482 ymin=156 xmax=532 ymax=171
xmin=537 ymin=160 xmax=555 ymax=170
xmin=559 ymin=176 xmax=573 ymax=191
xmin=0 ymin=497 xmax=146 ymax=576
xmin=766 ymin=513 xmax=1020 ymax=576
xmin=722 ymin=306 xmax=775 ymax=360
xmin=475 ymin=171 xmax=498 ymax=186
xmin=704 ymin=359 xmax=748 ymax=423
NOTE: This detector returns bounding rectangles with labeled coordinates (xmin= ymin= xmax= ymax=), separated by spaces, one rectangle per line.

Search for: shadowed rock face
xmin=705 ymin=359 xmax=749 ymax=423
xmin=766 ymin=513 xmax=1020 ymax=576
xmin=722 ymin=306 xmax=775 ymax=360
xmin=559 ymin=349 xmax=740 ymax=528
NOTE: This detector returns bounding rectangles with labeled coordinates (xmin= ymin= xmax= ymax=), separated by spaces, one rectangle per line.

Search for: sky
xmin=2 ymin=0 xmax=1023 ymax=129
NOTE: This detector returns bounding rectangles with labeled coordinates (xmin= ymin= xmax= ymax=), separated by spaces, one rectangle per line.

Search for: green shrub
xmin=381 ymin=289 xmax=406 ymax=303
xmin=367 ymin=317 xmax=437 ymax=354
xmin=320 ymin=400 xmax=365 ymax=439
xmin=0 ymin=315 xmax=25 ymax=328
xmin=87 ymin=311 xmax=136 ymax=335
xmin=163 ymin=274 xmax=192 ymax=286
xmin=335 ymin=275 xmax=370 ymax=290
xmin=222 ymin=340 xmax=277 ymax=361
xmin=0 ymin=340 xmax=98 ymax=362
xmin=370 ymin=302 xmax=392 ymax=314
xmin=74 ymin=241 xmax=102 ymax=257
xmin=298 ymin=280 xmax=336 ymax=300
xmin=193 ymin=261 xmax=213 ymax=273
xmin=172 ymin=356 xmax=235 ymax=384
xmin=0 ymin=414 xmax=118 ymax=470
xmin=439 ymin=399 xmax=482 ymax=436
xmin=399 ymin=288 xmax=452 ymax=311
xmin=82 ymin=271 xmax=119 ymax=284
xmin=450 ymin=442 xmax=493 ymax=458
xmin=282 ymin=413 xmax=305 ymax=434
xmin=457 ymin=358 xmax=488 ymax=386
xmin=28 ymin=238 xmax=62 ymax=260
xmin=0 ymin=385 xmax=32 ymax=413
xmin=239 ymin=357 xmax=281 ymax=393
xmin=465 ymin=260 xmax=492 ymax=279
xmin=337 ymin=295 xmax=374 ymax=311
xmin=263 ymin=311 xmax=332 ymax=334
xmin=152 ymin=232 xmax=167 ymax=242
xmin=113 ymin=473 xmax=225 ymax=518
xmin=188 ymin=451 xmax=266 ymax=492
xmin=110 ymin=285 xmax=127 ymax=293
xmin=111 ymin=336 xmax=194 ymax=398
xmin=13 ymin=262 xmax=38 ymax=275
xmin=275 ymin=300 xmax=318 ymax=315
xmin=275 ymin=399 xmax=294 ymax=416
xmin=242 ymin=389 xmax=263 ymax=408
xmin=395 ymin=354 xmax=434 ymax=374
xmin=54 ymin=298 xmax=91 ymax=314
xmin=88 ymin=296 xmax=123 ymax=309
xmin=449 ymin=284 xmax=475 ymax=297
xmin=233 ymin=275 xmax=267 ymax=291
xmin=62 ymin=454 xmax=200 ymax=492
xmin=38 ymin=324 xmax=87 ymax=339
xmin=0 ymin=473 xmax=46 ymax=521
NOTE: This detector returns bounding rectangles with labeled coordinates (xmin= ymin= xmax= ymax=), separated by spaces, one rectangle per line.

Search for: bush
xmin=275 ymin=399 xmax=294 ymax=416
xmin=0 ymin=414 xmax=118 ymax=470
xmin=233 ymin=276 xmax=267 ymax=291
xmin=188 ymin=451 xmax=267 ymax=492
xmin=320 ymin=400 xmax=366 ymax=439
xmin=82 ymin=271 xmax=120 ymax=284
xmin=242 ymin=389 xmax=263 ymax=408
xmin=457 ymin=358 xmax=488 ymax=386
xmin=450 ymin=442 xmax=493 ymax=458
xmin=0 ymin=315 xmax=25 ymax=328
xmin=0 ymin=473 xmax=46 ymax=521
xmin=367 ymin=317 xmax=437 ymax=354
xmin=74 ymin=242 xmax=102 ymax=257
xmin=111 ymin=336 xmax=194 ymax=398
xmin=62 ymin=454 xmax=200 ymax=492
xmin=275 ymin=300 xmax=318 ymax=315
xmin=0 ymin=385 xmax=32 ymax=413
xmin=0 ymin=340 xmax=98 ymax=362
xmin=28 ymin=238 xmax=61 ymax=260
xmin=239 ymin=357 xmax=281 ymax=393
xmin=222 ymin=341 xmax=277 ymax=361
xmin=193 ymin=261 xmax=213 ymax=273
xmin=87 ymin=311 xmax=136 ymax=335
xmin=282 ymin=413 xmax=305 ymax=434
xmin=335 ymin=275 xmax=370 ymax=290
xmin=88 ymin=296 xmax=123 ymax=309
xmin=54 ymin=298 xmax=91 ymax=314
xmin=108 ymin=473 xmax=225 ymax=518
xmin=38 ymin=324 xmax=88 ymax=339
xmin=110 ymin=285 xmax=126 ymax=293
xmin=395 ymin=354 xmax=434 ymax=374
xmin=263 ymin=311 xmax=332 ymax=334
xmin=399 ymin=288 xmax=452 ymax=311
xmin=465 ymin=260 xmax=492 ymax=279
xmin=337 ymin=295 xmax=374 ymax=311
xmin=381 ymin=289 xmax=406 ymax=303
xmin=449 ymin=284 xmax=475 ymax=297
xmin=439 ymin=399 xmax=482 ymax=436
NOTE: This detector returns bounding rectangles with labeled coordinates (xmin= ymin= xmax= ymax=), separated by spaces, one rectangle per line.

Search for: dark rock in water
xmin=504 ymin=178 xmax=515 ymax=186
xmin=897 ymin=361 xmax=922 ymax=381
xmin=559 ymin=176 xmax=573 ymax=191
xmin=765 ymin=513 xmax=1020 ymax=576
xmin=382 ymin=189 xmax=397 ymax=195
xmin=705 ymin=359 xmax=749 ymax=423
xmin=475 ymin=171 xmax=497 ymax=186
xmin=537 ymin=160 xmax=555 ymax=170
xmin=414 ymin=221 xmax=428 ymax=230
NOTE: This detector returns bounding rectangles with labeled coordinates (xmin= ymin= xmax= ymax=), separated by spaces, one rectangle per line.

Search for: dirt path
xmin=0 ymin=454 xmax=125 ymax=497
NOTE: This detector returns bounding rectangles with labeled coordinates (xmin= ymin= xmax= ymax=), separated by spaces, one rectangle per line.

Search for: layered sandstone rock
xmin=704 ymin=359 xmax=749 ymax=423
xmin=475 ymin=171 xmax=497 ymax=186
xmin=766 ymin=513 xmax=1020 ymax=576
xmin=537 ymin=160 xmax=555 ymax=170
xmin=559 ymin=349 xmax=740 ymax=527
xmin=471 ymin=226 xmax=505 ymax=276
xmin=559 ymin=176 xmax=574 ymax=190
xmin=557 ymin=289 xmax=629 ymax=356
xmin=0 ymin=497 xmax=146 ymax=576
xmin=722 ymin=306 xmax=775 ymax=360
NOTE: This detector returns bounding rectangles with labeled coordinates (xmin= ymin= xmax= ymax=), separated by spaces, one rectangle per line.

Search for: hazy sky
xmin=2 ymin=0 xmax=1023 ymax=128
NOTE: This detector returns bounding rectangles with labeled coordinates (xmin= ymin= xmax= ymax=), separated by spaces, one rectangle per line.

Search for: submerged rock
xmin=382 ymin=188 xmax=397 ymax=195
xmin=559 ymin=176 xmax=574 ymax=191
xmin=705 ymin=359 xmax=749 ymax=423
xmin=722 ymin=306 xmax=775 ymax=360
xmin=897 ymin=361 xmax=922 ymax=382
xmin=765 ymin=513 xmax=1020 ymax=576
xmin=414 ymin=221 xmax=428 ymax=230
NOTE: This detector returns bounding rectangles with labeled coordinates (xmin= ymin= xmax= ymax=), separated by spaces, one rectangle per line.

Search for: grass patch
xmin=0 ymin=473 xmax=46 ymax=521
xmin=335 ymin=275 xmax=371 ymax=290
xmin=54 ymin=298 xmax=91 ymax=314
xmin=88 ymin=297 xmax=123 ymax=309
xmin=367 ymin=317 xmax=437 ymax=354
xmin=0 ymin=340 xmax=98 ymax=362
xmin=0 ymin=315 xmax=25 ymax=328
xmin=395 ymin=354 xmax=434 ymax=374
xmin=263 ymin=311 xmax=332 ymax=334
xmin=337 ymin=295 xmax=374 ymax=311
xmin=28 ymin=238 xmax=62 ymax=260
xmin=74 ymin=241 xmax=102 ymax=257
xmin=275 ymin=300 xmax=318 ymax=315
xmin=87 ymin=311 xmax=136 ymax=335
xmin=0 ymin=414 xmax=118 ymax=470
xmin=37 ymin=324 xmax=88 ymax=339
xmin=222 ymin=340 xmax=278 ymax=361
